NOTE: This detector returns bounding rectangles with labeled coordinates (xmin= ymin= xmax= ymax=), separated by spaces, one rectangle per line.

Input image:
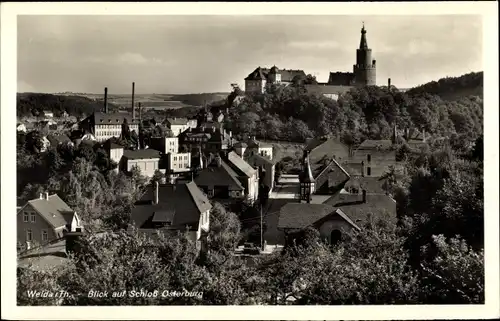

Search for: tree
xmin=151 ymin=169 xmax=165 ymax=185
xmin=17 ymin=266 xmax=63 ymax=306
xmin=207 ymin=203 xmax=241 ymax=255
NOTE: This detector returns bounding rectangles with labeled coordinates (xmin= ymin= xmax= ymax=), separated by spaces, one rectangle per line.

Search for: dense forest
xmin=17 ymin=71 xmax=485 ymax=305
xmin=406 ymin=72 xmax=483 ymax=100
xmin=17 ymin=93 xmax=119 ymax=118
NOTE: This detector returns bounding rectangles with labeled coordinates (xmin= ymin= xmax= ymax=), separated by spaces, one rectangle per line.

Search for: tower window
xmin=367 ymin=167 xmax=371 ymax=176
xmin=367 ymin=154 xmax=371 ymax=162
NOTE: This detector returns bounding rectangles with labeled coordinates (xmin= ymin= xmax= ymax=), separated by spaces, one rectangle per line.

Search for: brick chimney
xmin=362 ymin=189 xmax=367 ymax=203
xmin=104 ymin=87 xmax=108 ymax=114
xmin=154 ymin=181 xmax=159 ymax=205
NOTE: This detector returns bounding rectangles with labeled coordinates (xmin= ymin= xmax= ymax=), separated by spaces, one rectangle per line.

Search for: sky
xmin=17 ymin=15 xmax=483 ymax=94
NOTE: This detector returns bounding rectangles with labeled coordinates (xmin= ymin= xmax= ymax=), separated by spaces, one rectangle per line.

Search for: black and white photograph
xmin=1 ymin=2 xmax=498 ymax=320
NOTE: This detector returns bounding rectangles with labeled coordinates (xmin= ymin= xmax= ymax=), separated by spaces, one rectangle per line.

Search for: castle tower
xmin=353 ymin=24 xmax=376 ymax=86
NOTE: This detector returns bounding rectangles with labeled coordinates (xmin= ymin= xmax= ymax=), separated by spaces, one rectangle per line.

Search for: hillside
xmin=406 ymin=72 xmax=483 ymax=101
xmin=17 ymin=93 xmax=119 ymax=118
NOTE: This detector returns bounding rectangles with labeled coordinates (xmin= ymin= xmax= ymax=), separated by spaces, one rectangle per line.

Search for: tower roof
xmin=359 ymin=23 xmax=368 ymax=49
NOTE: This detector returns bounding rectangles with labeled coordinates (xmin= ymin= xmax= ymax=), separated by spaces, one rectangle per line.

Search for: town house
xmin=17 ymin=193 xmax=83 ymax=251
xmin=226 ymin=151 xmax=259 ymax=203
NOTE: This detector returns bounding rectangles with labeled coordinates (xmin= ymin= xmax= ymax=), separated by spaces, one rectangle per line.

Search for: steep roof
xmin=166 ymin=117 xmax=189 ymax=126
xmin=322 ymin=193 xmax=397 ymax=225
xmin=357 ymin=140 xmax=394 ymax=151
xmin=131 ymin=182 xmax=211 ymax=230
xmin=246 ymin=153 xmax=277 ymax=166
xmin=92 ymin=112 xmax=138 ymax=125
xmin=306 ymin=138 xmax=350 ymax=177
xmin=194 ymin=159 xmax=244 ymax=191
xmin=23 ymin=194 xmax=76 ymax=229
xmin=245 ymin=67 xmax=267 ymax=81
xmin=327 ymin=158 xmax=351 ymax=187
xmin=327 ymin=72 xmax=356 ymax=86
xmin=227 ymin=151 xmax=257 ymax=178
xmin=123 ymin=149 xmax=161 ymax=160
xmin=245 ymin=67 xmax=306 ymax=82
xmin=277 ymin=204 xmax=361 ymax=231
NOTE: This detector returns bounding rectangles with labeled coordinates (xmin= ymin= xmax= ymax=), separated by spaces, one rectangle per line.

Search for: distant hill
xmin=17 ymin=93 xmax=119 ymax=118
xmin=406 ymin=72 xmax=483 ymax=101
xmin=169 ymin=92 xmax=229 ymax=107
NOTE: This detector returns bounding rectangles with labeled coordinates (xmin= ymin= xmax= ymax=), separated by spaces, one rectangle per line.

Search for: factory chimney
xmin=388 ymin=78 xmax=391 ymax=91
xmin=138 ymin=102 xmax=142 ymax=121
xmin=104 ymin=87 xmax=108 ymax=113
xmin=132 ymin=82 xmax=135 ymax=120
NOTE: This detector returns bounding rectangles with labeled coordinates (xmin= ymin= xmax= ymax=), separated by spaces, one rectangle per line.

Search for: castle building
xmin=244 ymin=24 xmax=377 ymax=96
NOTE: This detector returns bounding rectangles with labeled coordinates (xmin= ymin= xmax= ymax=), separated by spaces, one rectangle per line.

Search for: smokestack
xmin=154 ymin=181 xmax=159 ymax=205
xmin=132 ymin=82 xmax=135 ymax=120
xmin=138 ymin=102 xmax=142 ymax=120
xmin=104 ymin=87 xmax=108 ymax=113
xmin=388 ymin=78 xmax=391 ymax=90
xmin=362 ymin=190 xmax=367 ymax=203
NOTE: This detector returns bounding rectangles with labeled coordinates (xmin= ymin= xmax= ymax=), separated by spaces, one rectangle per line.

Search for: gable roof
xmin=245 ymin=67 xmax=306 ymax=82
xmin=327 ymin=158 xmax=351 ymax=187
xmin=322 ymin=193 xmax=397 ymax=225
xmin=131 ymin=182 xmax=211 ymax=230
xmin=123 ymin=149 xmax=161 ymax=160
xmin=92 ymin=112 xmax=138 ymax=125
xmin=277 ymin=203 xmax=362 ymax=231
xmin=307 ymin=138 xmax=350 ymax=178
xmin=194 ymin=159 xmax=244 ymax=191
xmin=166 ymin=117 xmax=189 ymax=126
xmin=23 ymin=194 xmax=76 ymax=229
xmin=357 ymin=140 xmax=394 ymax=151
xmin=227 ymin=151 xmax=257 ymax=178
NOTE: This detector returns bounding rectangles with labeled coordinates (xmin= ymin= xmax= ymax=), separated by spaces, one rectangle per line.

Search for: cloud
xmin=84 ymin=53 xmax=173 ymax=66
xmin=116 ymin=52 xmax=149 ymax=65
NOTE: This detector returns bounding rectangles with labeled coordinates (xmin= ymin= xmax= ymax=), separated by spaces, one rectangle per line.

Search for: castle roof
xmin=359 ymin=24 xmax=369 ymax=49
xmin=245 ymin=67 xmax=306 ymax=82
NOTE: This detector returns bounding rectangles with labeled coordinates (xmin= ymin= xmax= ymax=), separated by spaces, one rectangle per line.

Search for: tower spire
xmin=359 ymin=23 xmax=368 ymax=49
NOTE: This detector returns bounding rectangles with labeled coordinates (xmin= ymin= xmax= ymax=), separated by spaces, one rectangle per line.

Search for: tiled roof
xmin=194 ymin=159 xmax=244 ymax=191
xmin=357 ymin=140 xmax=394 ymax=151
xmin=93 ymin=112 xmax=138 ymax=125
xmin=307 ymin=138 xmax=350 ymax=177
xmin=246 ymin=153 xmax=277 ymax=166
xmin=131 ymin=182 xmax=211 ymax=230
xmin=245 ymin=67 xmax=306 ymax=82
xmin=277 ymin=203 xmax=361 ymax=231
xmin=327 ymin=158 xmax=351 ymax=187
xmin=342 ymin=162 xmax=364 ymax=176
xmin=166 ymin=117 xmax=189 ymax=126
xmin=344 ymin=176 xmax=386 ymax=194
xmin=322 ymin=193 xmax=397 ymax=225
xmin=278 ymin=203 xmax=335 ymax=229
xmin=227 ymin=151 xmax=257 ymax=178
xmin=327 ymin=72 xmax=356 ymax=86
xmin=24 ymin=195 xmax=76 ymax=229
xmin=123 ymin=149 xmax=161 ymax=160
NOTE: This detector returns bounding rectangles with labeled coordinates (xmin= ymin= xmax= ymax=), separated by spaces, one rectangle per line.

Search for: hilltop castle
xmin=244 ymin=24 xmax=378 ymax=99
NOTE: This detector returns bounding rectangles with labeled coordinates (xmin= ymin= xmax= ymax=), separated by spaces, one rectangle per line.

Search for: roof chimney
xmin=362 ymin=189 xmax=367 ymax=203
xmin=132 ymin=82 xmax=135 ymax=120
xmin=104 ymin=87 xmax=108 ymax=114
xmin=154 ymin=181 xmax=159 ymax=205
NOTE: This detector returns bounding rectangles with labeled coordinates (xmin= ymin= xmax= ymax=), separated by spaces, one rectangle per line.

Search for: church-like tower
xmin=353 ymin=24 xmax=376 ymax=86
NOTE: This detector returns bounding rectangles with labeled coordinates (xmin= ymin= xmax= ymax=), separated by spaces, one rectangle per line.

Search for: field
xmin=77 ymin=93 xmax=230 ymax=110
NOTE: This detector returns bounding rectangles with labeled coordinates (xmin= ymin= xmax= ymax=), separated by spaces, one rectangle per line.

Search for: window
xmin=367 ymin=167 xmax=371 ymax=176
xmin=174 ymin=156 xmax=177 ymax=161
xmin=26 ymin=229 xmax=32 ymax=241
xmin=30 ymin=213 xmax=36 ymax=223
xmin=23 ymin=212 xmax=29 ymax=222
xmin=42 ymin=230 xmax=48 ymax=242
xmin=367 ymin=154 xmax=371 ymax=162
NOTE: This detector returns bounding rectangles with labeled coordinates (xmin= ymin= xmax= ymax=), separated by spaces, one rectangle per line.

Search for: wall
xmin=168 ymin=152 xmax=191 ymax=173
xmin=318 ymin=218 xmax=353 ymax=244
xmin=165 ymin=137 xmax=179 ymax=154
xmin=17 ymin=204 xmax=59 ymax=249
xmin=126 ymin=158 xmax=160 ymax=177
xmin=245 ymin=80 xmax=266 ymax=94
xmin=109 ymin=148 xmax=124 ymax=168
xmin=95 ymin=124 xmax=139 ymax=142
xmin=257 ymin=147 xmax=273 ymax=160
xmin=351 ymin=149 xmax=397 ymax=177
xmin=170 ymin=124 xmax=188 ymax=137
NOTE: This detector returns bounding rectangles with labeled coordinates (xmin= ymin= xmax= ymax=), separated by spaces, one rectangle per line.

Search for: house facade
xmin=79 ymin=112 xmax=139 ymax=142
xmin=194 ymin=156 xmax=245 ymax=200
xmin=122 ymin=149 xmax=162 ymax=178
xmin=166 ymin=152 xmax=192 ymax=173
xmin=246 ymin=153 xmax=276 ymax=196
xmin=17 ymin=193 xmax=83 ymax=251
xmin=226 ymin=151 xmax=259 ymax=203
xmin=165 ymin=118 xmax=190 ymax=136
